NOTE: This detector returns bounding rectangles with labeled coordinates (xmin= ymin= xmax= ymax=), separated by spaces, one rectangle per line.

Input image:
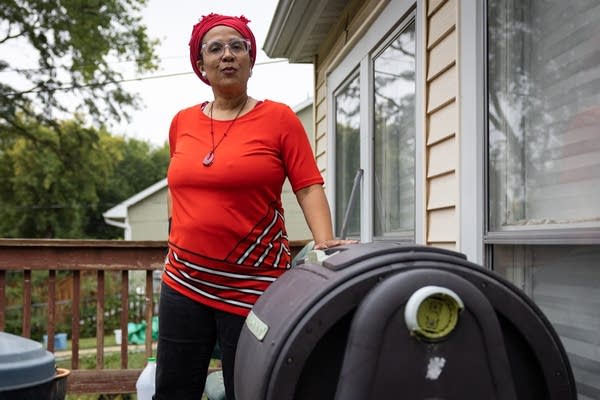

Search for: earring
xmin=249 ymin=69 xmax=253 ymax=77
xmin=201 ymin=71 xmax=207 ymax=77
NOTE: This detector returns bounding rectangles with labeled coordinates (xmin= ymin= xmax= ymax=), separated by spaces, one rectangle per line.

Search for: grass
xmin=54 ymin=335 xmax=120 ymax=351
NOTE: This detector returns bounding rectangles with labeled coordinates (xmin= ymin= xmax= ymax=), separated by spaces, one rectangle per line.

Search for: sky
xmin=115 ymin=0 xmax=314 ymax=146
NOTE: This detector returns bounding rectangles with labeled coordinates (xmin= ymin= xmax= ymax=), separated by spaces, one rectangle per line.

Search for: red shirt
xmin=164 ymin=100 xmax=323 ymax=316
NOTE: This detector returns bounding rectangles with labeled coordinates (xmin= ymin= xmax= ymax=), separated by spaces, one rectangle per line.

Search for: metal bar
xmin=339 ymin=169 xmax=364 ymax=239
xmin=484 ymin=229 xmax=600 ymax=245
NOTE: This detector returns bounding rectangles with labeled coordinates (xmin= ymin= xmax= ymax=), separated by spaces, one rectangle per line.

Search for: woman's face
xmin=197 ymin=25 xmax=253 ymax=90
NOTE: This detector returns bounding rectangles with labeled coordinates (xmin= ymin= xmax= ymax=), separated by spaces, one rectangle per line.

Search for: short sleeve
xmin=278 ymin=105 xmax=324 ymax=192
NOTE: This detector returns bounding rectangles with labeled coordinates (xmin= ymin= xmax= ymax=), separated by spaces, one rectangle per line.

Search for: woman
xmin=155 ymin=13 xmax=356 ymax=400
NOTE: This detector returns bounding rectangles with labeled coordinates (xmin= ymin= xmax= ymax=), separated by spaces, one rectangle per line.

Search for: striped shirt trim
xmin=173 ymin=251 xmax=277 ymax=282
xmin=164 ymin=269 xmax=254 ymax=309
xmin=237 ymin=209 xmax=284 ymax=265
xmin=177 ymin=269 xmax=264 ymax=296
xmin=273 ymin=231 xmax=288 ymax=268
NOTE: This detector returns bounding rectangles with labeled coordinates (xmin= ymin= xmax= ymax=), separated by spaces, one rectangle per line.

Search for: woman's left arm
xmin=295 ymin=184 xmax=358 ymax=250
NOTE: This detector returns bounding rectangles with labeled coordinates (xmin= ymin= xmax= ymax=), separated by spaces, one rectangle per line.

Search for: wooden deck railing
xmin=0 ymin=238 xmax=308 ymax=395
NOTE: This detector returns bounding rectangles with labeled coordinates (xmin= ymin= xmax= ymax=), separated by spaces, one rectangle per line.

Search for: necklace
xmin=203 ymin=96 xmax=248 ymax=167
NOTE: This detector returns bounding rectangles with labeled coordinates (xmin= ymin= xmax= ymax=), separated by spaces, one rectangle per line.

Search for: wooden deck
xmin=0 ymin=238 xmax=308 ymax=395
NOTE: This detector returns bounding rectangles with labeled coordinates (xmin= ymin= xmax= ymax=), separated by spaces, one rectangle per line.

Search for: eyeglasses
xmin=201 ymin=38 xmax=251 ymax=58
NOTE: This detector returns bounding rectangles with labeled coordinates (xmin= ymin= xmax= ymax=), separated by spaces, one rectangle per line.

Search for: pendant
xmin=203 ymin=151 xmax=214 ymax=167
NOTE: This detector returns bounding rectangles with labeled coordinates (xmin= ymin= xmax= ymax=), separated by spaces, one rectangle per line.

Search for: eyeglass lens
xmin=203 ymin=39 xmax=250 ymax=57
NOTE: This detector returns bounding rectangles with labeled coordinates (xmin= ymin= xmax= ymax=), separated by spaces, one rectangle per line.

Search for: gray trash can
xmin=0 ymin=331 xmax=65 ymax=400
xmin=234 ymin=243 xmax=576 ymax=400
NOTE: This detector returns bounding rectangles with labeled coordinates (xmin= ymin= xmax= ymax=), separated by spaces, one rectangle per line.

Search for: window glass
xmin=335 ymin=75 xmax=361 ymax=238
xmin=373 ymin=21 xmax=416 ymax=238
xmin=487 ymin=1 xmax=600 ymax=231
xmin=493 ymin=244 xmax=600 ymax=398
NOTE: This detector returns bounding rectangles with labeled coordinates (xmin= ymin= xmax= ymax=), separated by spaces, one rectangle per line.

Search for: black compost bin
xmin=234 ymin=243 xmax=577 ymax=400
xmin=0 ymin=331 xmax=66 ymax=400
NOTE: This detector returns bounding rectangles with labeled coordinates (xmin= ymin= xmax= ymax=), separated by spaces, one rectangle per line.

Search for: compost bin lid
xmin=0 ymin=331 xmax=56 ymax=391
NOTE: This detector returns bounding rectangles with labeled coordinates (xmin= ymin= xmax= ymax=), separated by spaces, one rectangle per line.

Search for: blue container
xmin=43 ymin=333 xmax=67 ymax=350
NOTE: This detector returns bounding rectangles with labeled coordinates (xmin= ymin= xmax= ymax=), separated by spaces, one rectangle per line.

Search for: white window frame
xmin=458 ymin=0 xmax=486 ymax=263
xmin=326 ymin=0 xmax=424 ymax=243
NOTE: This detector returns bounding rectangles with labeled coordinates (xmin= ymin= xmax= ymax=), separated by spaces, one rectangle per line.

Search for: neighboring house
xmin=103 ymin=178 xmax=169 ymax=240
xmin=103 ymin=178 xmax=169 ymax=294
xmin=282 ymin=97 xmax=315 ymax=240
xmin=102 ymin=98 xmax=315 ymax=242
xmin=264 ymin=0 xmax=599 ymax=397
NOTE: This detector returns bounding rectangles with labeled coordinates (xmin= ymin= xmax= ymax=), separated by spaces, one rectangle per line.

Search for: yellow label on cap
xmin=416 ymin=293 xmax=461 ymax=339
xmin=404 ymin=286 xmax=464 ymax=340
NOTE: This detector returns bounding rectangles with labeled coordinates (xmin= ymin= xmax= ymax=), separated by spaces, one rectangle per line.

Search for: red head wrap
xmin=189 ymin=13 xmax=257 ymax=85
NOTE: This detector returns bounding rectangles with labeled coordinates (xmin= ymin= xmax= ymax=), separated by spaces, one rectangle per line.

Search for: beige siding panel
xmin=316 ymin=64 xmax=327 ymax=94
xmin=316 ymin=79 xmax=326 ymax=100
xmin=316 ymin=154 xmax=327 ymax=175
xmin=315 ymin=109 xmax=325 ymax=133
xmin=428 ymin=101 xmax=457 ymax=144
xmin=427 ymin=29 xmax=456 ymax=81
xmin=428 ymin=0 xmax=455 ymax=48
xmin=315 ymin=66 xmax=328 ymax=176
xmin=427 ymin=207 xmax=457 ymax=242
xmin=316 ymin=80 xmax=327 ymax=116
xmin=428 ymin=0 xmax=446 ymax=16
xmin=315 ymin=76 xmax=327 ymax=152
xmin=315 ymin=130 xmax=328 ymax=157
xmin=427 ymin=172 xmax=457 ymax=210
xmin=315 ymin=118 xmax=326 ymax=139
xmin=427 ymin=64 xmax=457 ymax=113
xmin=427 ymin=136 xmax=456 ymax=177
xmin=316 ymin=99 xmax=327 ymax=123
xmin=428 ymin=242 xmax=456 ymax=251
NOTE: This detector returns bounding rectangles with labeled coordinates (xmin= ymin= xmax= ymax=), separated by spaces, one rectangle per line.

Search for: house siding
xmin=425 ymin=0 xmax=459 ymax=250
xmin=312 ymin=0 xmax=460 ymax=248
xmin=129 ymin=190 xmax=169 ymax=241
xmin=315 ymin=81 xmax=328 ymax=173
xmin=265 ymin=1 xmax=599 ymax=397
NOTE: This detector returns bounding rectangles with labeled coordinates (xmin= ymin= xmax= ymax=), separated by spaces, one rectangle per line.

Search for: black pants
xmin=153 ymin=282 xmax=246 ymax=400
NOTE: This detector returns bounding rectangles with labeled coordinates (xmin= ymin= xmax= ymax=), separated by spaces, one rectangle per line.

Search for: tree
xmin=0 ymin=115 xmax=118 ymax=237
xmin=86 ymin=135 xmax=169 ymax=239
xmin=0 ymin=0 xmax=159 ymax=139
xmin=0 ymin=115 xmax=169 ymax=238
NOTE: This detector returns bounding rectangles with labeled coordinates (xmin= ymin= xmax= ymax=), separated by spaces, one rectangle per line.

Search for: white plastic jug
xmin=136 ymin=357 xmax=156 ymax=400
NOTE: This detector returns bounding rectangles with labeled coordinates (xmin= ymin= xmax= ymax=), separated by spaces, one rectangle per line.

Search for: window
xmin=332 ymin=12 xmax=416 ymax=242
xmin=335 ymin=75 xmax=361 ymax=238
xmin=373 ymin=21 xmax=416 ymax=238
xmin=486 ymin=1 xmax=600 ymax=397
xmin=487 ymin=1 xmax=600 ymax=231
